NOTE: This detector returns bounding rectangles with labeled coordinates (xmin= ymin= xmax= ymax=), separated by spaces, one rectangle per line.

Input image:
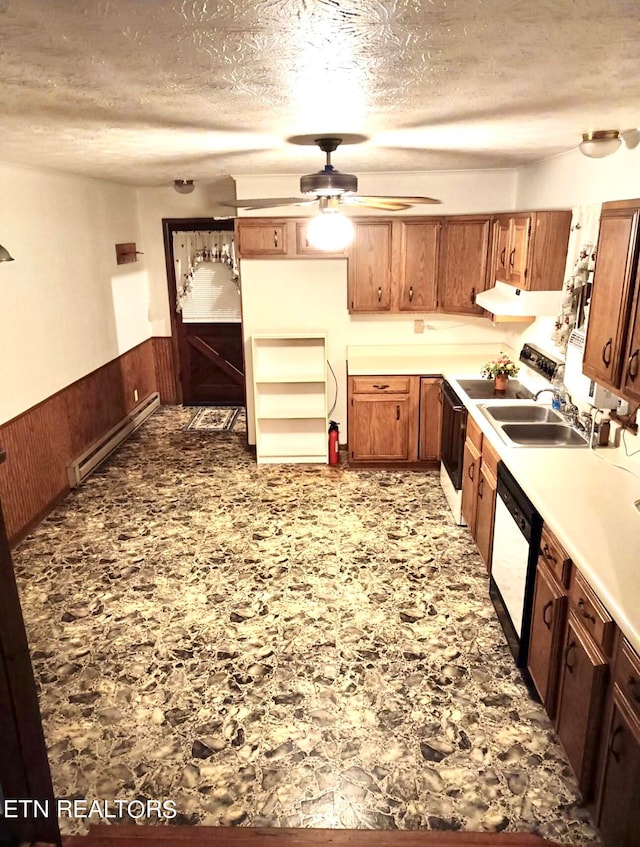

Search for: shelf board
xmin=257 ymin=412 xmax=327 ymax=420
xmin=254 ymin=375 xmax=326 ymax=384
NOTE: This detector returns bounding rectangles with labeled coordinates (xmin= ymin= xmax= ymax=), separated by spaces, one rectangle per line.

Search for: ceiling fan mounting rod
xmin=315 ymin=136 xmax=343 ymax=166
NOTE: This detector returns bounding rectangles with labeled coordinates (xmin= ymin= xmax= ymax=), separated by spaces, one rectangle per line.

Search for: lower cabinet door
xmin=461 ymin=438 xmax=481 ymax=534
xmin=475 ymin=463 xmax=496 ymax=571
xmin=527 ymin=560 xmax=567 ymax=718
xmin=349 ymin=395 xmax=413 ymax=461
xmin=555 ymin=611 xmax=608 ymax=797
xmin=597 ymin=692 xmax=640 ymax=847
xmin=418 ymin=377 xmax=442 ymax=461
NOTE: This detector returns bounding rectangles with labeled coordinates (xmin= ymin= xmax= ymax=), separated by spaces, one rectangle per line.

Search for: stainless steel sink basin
xmin=481 ymin=404 xmax=563 ymax=423
xmin=501 ymin=423 xmax=589 ymax=447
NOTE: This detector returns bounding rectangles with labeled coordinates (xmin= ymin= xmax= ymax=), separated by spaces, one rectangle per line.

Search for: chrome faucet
xmin=533 ymin=388 xmax=556 ymax=402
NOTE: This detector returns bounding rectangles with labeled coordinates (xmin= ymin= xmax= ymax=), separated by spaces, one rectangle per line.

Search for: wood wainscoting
xmin=0 ymin=339 xmax=158 ymax=546
xmin=152 ymin=336 xmax=180 ymax=405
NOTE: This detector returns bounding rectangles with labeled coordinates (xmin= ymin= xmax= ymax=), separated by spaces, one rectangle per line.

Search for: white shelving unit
xmin=251 ymin=333 xmax=328 ymax=464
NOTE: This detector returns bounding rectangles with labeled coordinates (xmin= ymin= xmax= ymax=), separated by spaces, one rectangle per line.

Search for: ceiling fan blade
xmin=220 ymin=197 xmax=316 ymax=210
xmin=357 ymin=195 xmax=441 ymax=205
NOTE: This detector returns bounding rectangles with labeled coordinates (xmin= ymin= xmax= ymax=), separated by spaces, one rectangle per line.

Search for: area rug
xmin=185 ymin=406 xmax=246 ymax=433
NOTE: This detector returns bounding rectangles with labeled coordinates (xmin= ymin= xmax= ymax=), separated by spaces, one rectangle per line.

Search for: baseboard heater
xmin=67 ymin=392 xmax=160 ymax=487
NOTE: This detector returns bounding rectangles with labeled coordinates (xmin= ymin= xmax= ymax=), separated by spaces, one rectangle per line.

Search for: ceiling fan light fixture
xmin=173 ymin=179 xmax=195 ymax=194
xmin=306 ymin=210 xmax=354 ymax=252
xmin=579 ymin=130 xmax=622 ymax=159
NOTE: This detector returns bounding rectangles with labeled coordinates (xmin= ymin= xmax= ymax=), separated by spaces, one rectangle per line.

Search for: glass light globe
xmin=306 ymin=212 xmax=354 ymax=251
xmin=578 ymin=131 xmax=622 ymax=159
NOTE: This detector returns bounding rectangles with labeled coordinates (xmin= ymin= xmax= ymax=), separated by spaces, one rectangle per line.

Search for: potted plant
xmin=481 ymin=352 xmax=520 ymax=391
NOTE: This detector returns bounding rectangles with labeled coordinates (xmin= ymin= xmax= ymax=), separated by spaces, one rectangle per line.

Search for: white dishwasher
xmin=489 ymin=462 xmax=542 ymax=668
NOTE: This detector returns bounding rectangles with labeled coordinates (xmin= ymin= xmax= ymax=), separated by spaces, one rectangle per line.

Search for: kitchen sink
xmin=501 ymin=423 xmax=589 ymax=447
xmin=481 ymin=404 xmax=563 ymax=423
xmin=478 ymin=403 xmax=589 ymax=448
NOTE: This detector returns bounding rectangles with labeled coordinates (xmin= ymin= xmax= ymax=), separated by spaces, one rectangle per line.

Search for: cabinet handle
xmin=478 ymin=477 xmax=484 ymax=498
xmin=470 ymin=287 xmax=476 ymax=305
xmin=627 ymin=349 xmax=639 ymax=382
xmin=542 ymin=599 xmax=553 ymax=629
xmin=468 ymin=462 xmax=474 ymax=481
xmin=500 ymin=247 xmax=506 ymax=267
xmin=438 ymin=385 xmax=443 ymax=404
xmin=396 ymin=405 xmax=400 ymax=421
xmin=274 ymin=230 xmax=278 ymax=248
xmin=628 ymin=675 xmax=640 ymax=703
xmin=577 ymin=598 xmax=596 ymax=624
xmin=602 ymin=337 xmax=613 ymax=367
xmin=564 ymin=640 xmax=577 ymax=673
xmin=377 ymin=286 xmax=382 ymax=302
xmin=609 ymin=724 xmax=624 ymax=763
xmin=372 ymin=383 xmax=389 ymax=390
xmin=541 ymin=544 xmax=557 ymax=565
xmin=409 ymin=286 xmax=414 ymax=302
xmin=509 ymin=248 xmax=515 ymax=268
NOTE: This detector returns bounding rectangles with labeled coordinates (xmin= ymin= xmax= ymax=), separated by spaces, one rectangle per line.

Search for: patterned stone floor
xmin=13 ymin=407 xmax=601 ymax=843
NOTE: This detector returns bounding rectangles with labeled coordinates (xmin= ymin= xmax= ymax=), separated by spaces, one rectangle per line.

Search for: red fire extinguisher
xmin=328 ymin=420 xmax=340 ymax=466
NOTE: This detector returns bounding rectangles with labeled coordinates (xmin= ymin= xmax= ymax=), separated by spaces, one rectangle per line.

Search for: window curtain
xmin=552 ymin=203 xmax=601 ymax=351
xmin=173 ymin=230 xmax=239 ymax=312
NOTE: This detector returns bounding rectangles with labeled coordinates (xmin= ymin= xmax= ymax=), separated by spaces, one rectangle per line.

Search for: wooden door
xmin=347 ymin=220 xmax=394 ymax=311
xmin=528 ymin=560 xmax=567 ymax=718
xmin=508 ymin=216 xmax=531 ymax=288
xmin=555 ymin=612 xmax=608 ymax=797
xmin=0 ymin=458 xmax=60 ymax=846
xmin=418 ymin=378 xmax=442 ymax=461
xmin=177 ymin=323 xmax=244 ymax=405
xmin=598 ymin=693 xmax=640 ymax=847
xmin=398 ymin=219 xmax=440 ymax=311
xmin=439 ymin=216 xmax=492 ymax=314
xmin=583 ymin=209 xmax=639 ymax=389
xmin=494 ymin=217 xmax=512 ymax=283
xmin=349 ymin=395 xmax=414 ymax=461
xmin=461 ymin=438 xmax=481 ymax=534
xmin=620 ymin=264 xmax=640 ymax=404
xmin=475 ymin=463 xmax=497 ymax=571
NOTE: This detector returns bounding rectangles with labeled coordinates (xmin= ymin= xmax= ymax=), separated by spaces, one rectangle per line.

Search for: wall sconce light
xmin=579 ymin=130 xmax=622 ymax=159
xmin=0 ymin=243 xmax=14 ymax=262
xmin=173 ymin=179 xmax=195 ymax=194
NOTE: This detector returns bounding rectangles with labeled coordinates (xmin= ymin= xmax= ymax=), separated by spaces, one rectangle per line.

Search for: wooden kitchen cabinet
xmin=418 ymin=377 xmax=442 ymax=461
xmin=491 ymin=211 xmax=571 ymax=291
xmin=348 ymin=375 xmax=419 ymax=462
xmin=461 ymin=416 xmax=499 ymax=570
xmin=528 ymin=549 xmax=568 ymax=719
xmin=347 ymin=220 xmax=395 ymax=311
xmin=438 ymin=216 xmax=492 ymax=314
xmin=597 ymin=639 xmax=640 ymax=847
xmin=235 ymin=219 xmax=289 ymax=256
xmin=583 ymin=200 xmax=640 ymax=402
xmin=555 ymin=605 xmax=610 ymax=798
xmin=398 ymin=218 xmax=440 ymax=311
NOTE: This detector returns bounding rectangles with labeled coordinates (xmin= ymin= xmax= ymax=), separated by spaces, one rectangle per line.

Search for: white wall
xmin=0 ymin=162 xmax=151 ymax=425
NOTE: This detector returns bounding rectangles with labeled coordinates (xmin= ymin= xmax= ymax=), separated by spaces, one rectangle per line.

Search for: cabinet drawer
xmin=466 ymin=414 xmax=483 ymax=451
xmin=351 ymin=376 xmax=411 ymax=394
xmin=569 ymin=569 xmax=615 ymax=655
xmin=539 ymin=524 xmax=571 ymax=588
xmin=615 ymin=638 xmax=640 ymax=720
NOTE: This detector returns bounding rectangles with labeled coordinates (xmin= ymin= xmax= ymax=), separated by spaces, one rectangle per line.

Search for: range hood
xmin=475 ymin=281 xmax=563 ymax=319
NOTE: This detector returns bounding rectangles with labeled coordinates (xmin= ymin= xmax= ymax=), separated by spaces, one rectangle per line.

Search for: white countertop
xmin=347 ymin=345 xmax=640 ymax=655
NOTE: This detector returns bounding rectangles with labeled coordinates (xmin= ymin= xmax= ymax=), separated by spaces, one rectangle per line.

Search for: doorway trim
xmin=161 ymin=217 xmax=237 ymax=406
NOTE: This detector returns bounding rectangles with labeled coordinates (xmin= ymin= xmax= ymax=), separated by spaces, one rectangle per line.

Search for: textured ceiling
xmin=0 ymin=0 xmax=639 ymax=186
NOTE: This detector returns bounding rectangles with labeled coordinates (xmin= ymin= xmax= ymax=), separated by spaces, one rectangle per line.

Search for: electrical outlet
xmin=414 ymin=319 xmax=424 ymax=334
xmin=133 ymin=388 xmax=139 ymax=402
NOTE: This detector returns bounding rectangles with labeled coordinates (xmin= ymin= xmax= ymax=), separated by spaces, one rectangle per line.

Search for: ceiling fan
xmin=222 ymin=136 xmax=441 ymax=212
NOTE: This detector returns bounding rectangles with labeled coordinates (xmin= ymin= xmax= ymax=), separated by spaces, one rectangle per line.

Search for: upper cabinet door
xmin=347 ymin=220 xmax=394 ymax=311
xmin=620 ymin=262 xmax=640 ymax=404
xmin=509 ymin=215 xmax=531 ymax=288
xmin=494 ymin=217 xmax=512 ymax=283
xmin=583 ymin=209 xmax=639 ymax=389
xmin=397 ymin=219 xmax=440 ymax=311
xmin=235 ymin=219 xmax=289 ymax=256
xmin=439 ymin=216 xmax=492 ymax=314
